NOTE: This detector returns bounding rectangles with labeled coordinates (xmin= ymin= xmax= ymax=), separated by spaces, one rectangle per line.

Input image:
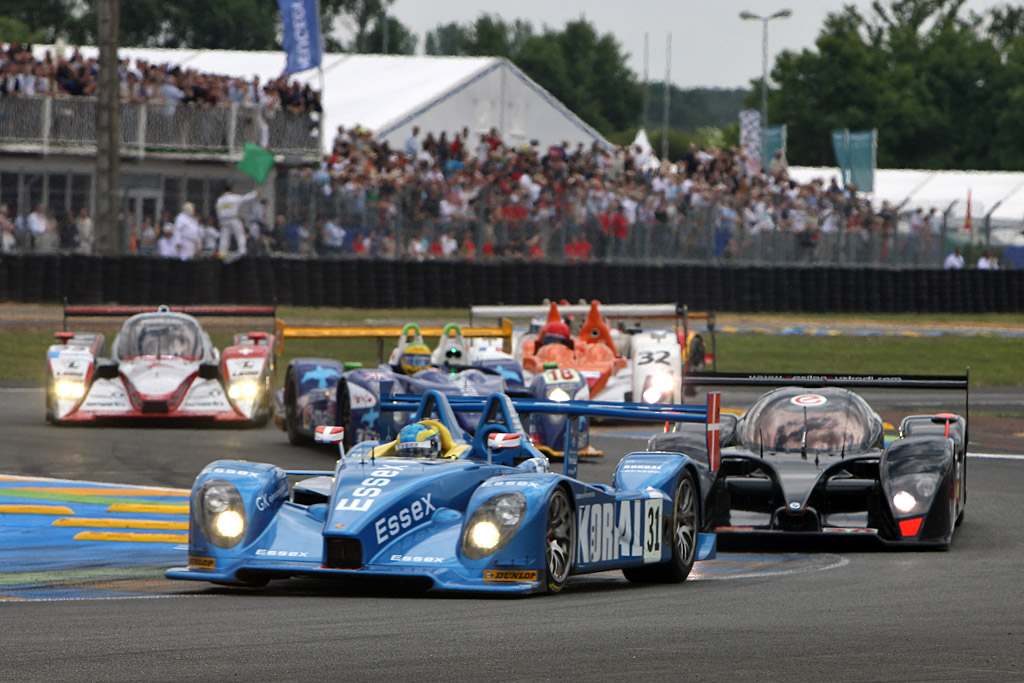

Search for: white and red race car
xmin=45 ymin=305 xmax=276 ymax=425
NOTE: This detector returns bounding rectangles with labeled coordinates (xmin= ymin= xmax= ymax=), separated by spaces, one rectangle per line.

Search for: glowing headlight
xmin=642 ymin=372 xmax=674 ymax=404
xmin=462 ymin=492 xmax=528 ymax=559
xmin=469 ymin=521 xmax=501 ymax=549
xmin=55 ymin=380 xmax=86 ymax=400
xmin=228 ymin=380 xmax=260 ymax=401
xmin=214 ymin=510 xmax=245 ymax=538
xmin=548 ymin=387 xmax=571 ymax=402
xmin=892 ymin=490 xmax=917 ymax=513
xmin=193 ymin=479 xmax=246 ymax=548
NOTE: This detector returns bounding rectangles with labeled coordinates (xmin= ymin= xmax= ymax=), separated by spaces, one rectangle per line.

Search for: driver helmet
xmin=396 ymin=423 xmax=442 ymax=458
xmin=539 ymin=321 xmax=572 ymax=348
xmin=400 ymin=343 xmax=432 ymax=375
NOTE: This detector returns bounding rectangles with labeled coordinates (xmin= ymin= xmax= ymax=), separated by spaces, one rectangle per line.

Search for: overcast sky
xmin=385 ymin=0 xmax=1011 ymax=89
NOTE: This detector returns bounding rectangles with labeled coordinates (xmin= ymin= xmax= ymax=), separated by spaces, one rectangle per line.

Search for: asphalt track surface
xmin=2 ymin=386 xmax=1022 ymax=682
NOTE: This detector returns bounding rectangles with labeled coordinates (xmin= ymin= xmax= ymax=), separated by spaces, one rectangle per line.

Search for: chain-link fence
xmin=270 ymin=170 xmax=965 ymax=267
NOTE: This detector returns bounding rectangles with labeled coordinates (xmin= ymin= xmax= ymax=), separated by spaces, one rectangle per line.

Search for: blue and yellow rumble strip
xmin=0 ymin=474 xmax=190 ymax=600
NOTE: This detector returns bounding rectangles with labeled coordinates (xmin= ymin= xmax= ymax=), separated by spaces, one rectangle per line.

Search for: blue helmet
xmin=396 ymin=423 xmax=441 ymax=458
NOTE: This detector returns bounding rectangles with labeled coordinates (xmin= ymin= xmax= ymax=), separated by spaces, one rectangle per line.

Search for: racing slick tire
xmin=544 ymin=487 xmax=576 ymax=593
xmin=623 ymin=469 xmax=699 ymax=584
xmin=284 ymin=368 xmax=312 ymax=446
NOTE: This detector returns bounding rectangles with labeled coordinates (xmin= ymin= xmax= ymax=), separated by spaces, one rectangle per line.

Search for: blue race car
xmin=167 ymin=390 xmax=721 ymax=594
xmin=276 ymin=321 xmax=522 ymax=449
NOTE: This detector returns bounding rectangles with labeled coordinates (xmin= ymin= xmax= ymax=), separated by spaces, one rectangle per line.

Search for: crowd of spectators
xmin=268 ymin=123 xmax=970 ymax=267
xmin=0 ymin=41 xmax=322 ymax=116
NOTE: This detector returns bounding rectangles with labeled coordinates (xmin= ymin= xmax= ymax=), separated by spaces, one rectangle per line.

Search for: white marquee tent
xmin=788 ymin=166 xmax=1024 ymax=232
xmin=33 ymin=45 xmax=610 ymax=154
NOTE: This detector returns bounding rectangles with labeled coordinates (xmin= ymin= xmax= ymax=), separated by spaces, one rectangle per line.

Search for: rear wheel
xmin=544 ymin=488 xmax=575 ymax=593
xmin=285 ymin=368 xmax=311 ymax=446
xmin=623 ymin=469 xmax=699 ymax=584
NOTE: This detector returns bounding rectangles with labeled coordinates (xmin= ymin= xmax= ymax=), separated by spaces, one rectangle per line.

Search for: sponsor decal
xmin=189 ymin=556 xmax=216 ymax=569
xmin=374 ymin=494 xmax=437 ymax=544
xmin=791 ymin=394 xmax=827 ymax=407
xmin=620 ymin=463 xmax=665 ymax=472
xmin=480 ymin=479 xmax=541 ymax=488
xmin=390 ymin=555 xmax=445 ymax=563
xmin=335 ymin=463 xmax=411 ymax=512
xmin=203 ymin=466 xmax=261 ymax=478
xmin=255 ymin=549 xmax=310 ymax=557
xmin=577 ymin=499 xmax=662 ymax=564
xmin=483 ymin=570 xmax=538 ymax=582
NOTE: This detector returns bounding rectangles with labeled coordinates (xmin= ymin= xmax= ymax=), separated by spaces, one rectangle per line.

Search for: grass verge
xmin=3 ymin=306 xmax=1021 ymax=385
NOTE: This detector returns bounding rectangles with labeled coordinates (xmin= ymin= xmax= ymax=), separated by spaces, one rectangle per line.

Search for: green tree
xmin=769 ymin=0 xmax=1020 ymax=169
xmin=0 ymin=16 xmax=44 ymax=43
xmin=426 ymin=16 xmax=642 ymax=136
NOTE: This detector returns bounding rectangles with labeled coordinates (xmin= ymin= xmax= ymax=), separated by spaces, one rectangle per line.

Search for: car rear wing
xmin=63 ymin=303 xmax=276 ymax=330
xmin=273 ymin=318 xmax=515 ymax=362
xmin=687 ymin=370 xmax=970 ymax=451
xmin=684 ymin=371 xmax=968 ymax=391
xmin=469 ymin=301 xmax=716 ymax=368
xmin=380 ymin=388 xmax=722 ymax=479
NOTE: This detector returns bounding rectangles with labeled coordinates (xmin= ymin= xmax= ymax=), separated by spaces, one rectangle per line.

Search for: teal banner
xmin=761 ymin=125 xmax=786 ymax=170
xmin=831 ymin=129 xmax=876 ymax=192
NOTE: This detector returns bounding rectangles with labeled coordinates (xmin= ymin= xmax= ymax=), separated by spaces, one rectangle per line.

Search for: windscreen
xmin=738 ymin=389 xmax=879 ymax=453
xmin=117 ymin=316 xmax=202 ymax=360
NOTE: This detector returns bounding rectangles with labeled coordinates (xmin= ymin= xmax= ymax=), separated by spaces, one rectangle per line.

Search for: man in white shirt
xmin=173 ymin=202 xmax=202 ymax=260
xmin=157 ymin=224 xmax=178 ymax=258
xmin=943 ymin=247 xmax=964 ymax=269
xmin=216 ymin=184 xmax=260 ymax=257
xmin=27 ymin=203 xmax=48 ymax=250
xmin=976 ymin=251 xmax=998 ymax=270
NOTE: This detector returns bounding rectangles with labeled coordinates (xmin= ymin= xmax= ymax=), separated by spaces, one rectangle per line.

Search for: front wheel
xmin=544 ymin=488 xmax=576 ymax=593
xmin=623 ymin=469 xmax=699 ymax=584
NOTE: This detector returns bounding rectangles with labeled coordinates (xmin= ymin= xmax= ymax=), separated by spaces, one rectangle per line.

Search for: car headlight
xmin=641 ymin=372 xmax=675 ymax=404
xmin=193 ymin=479 xmax=247 ymax=548
xmin=892 ymin=490 xmax=917 ymax=513
xmin=462 ymin=492 xmax=527 ymax=559
xmin=228 ymin=380 xmax=260 ymax=401
xmin=888 ymin=473 xmax=941 ymax=515
xmin=548 ymin=387 xmax=571 ymax=402
xmin=55 ymin=380 xmax=86 ymax=400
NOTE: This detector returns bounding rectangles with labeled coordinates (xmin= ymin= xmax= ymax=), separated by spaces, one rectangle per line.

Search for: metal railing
xmin=0 ymin=96 xmax=320 ymax=160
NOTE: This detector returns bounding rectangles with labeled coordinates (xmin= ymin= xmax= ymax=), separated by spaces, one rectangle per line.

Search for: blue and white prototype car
xmin=276 ymin=322 xmax=524 ymax=449
xmin=167 ymin=390 xmax=722 ymax=594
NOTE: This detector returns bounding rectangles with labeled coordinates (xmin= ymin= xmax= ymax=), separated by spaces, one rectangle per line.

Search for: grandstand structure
xmin=0 ymin=45 xmax=609 ymax=242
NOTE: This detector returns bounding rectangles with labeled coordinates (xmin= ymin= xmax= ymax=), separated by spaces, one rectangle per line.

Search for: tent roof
xmin=788 ymin=166 xmax=1024 ymax=227
xmin=32 ymin=45 xmax=606 ymax=154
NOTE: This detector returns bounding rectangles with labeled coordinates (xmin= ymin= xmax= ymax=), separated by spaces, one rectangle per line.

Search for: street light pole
xmin=739 ymin=9 xmax=792 ymax=126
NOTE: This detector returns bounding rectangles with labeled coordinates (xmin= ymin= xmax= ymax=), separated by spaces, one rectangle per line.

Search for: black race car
xmin=651 ymin=373 xmax=968 ymax=548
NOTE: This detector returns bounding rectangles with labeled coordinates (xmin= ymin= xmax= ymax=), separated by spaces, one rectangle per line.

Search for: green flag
xmin=237 ymin=143 xmax=275 ymax=184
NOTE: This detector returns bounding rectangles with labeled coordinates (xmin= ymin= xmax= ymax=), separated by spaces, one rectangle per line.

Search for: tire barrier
xmin=2 ymin=254 xmax=1023 ymax=313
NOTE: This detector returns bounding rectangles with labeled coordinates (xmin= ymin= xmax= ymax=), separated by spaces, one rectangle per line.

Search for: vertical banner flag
xmin=739 ymin=110 xmax=762 ymax=174
xmin=761 ymin=125 xmax=787 ymax=171
xmin=964 ymin=189 xmax=972 ymax=231
xmin=278 ymin=0 xmax=322 ymax=74
xmin=832 ymin=129 xmax=876 ymax=192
